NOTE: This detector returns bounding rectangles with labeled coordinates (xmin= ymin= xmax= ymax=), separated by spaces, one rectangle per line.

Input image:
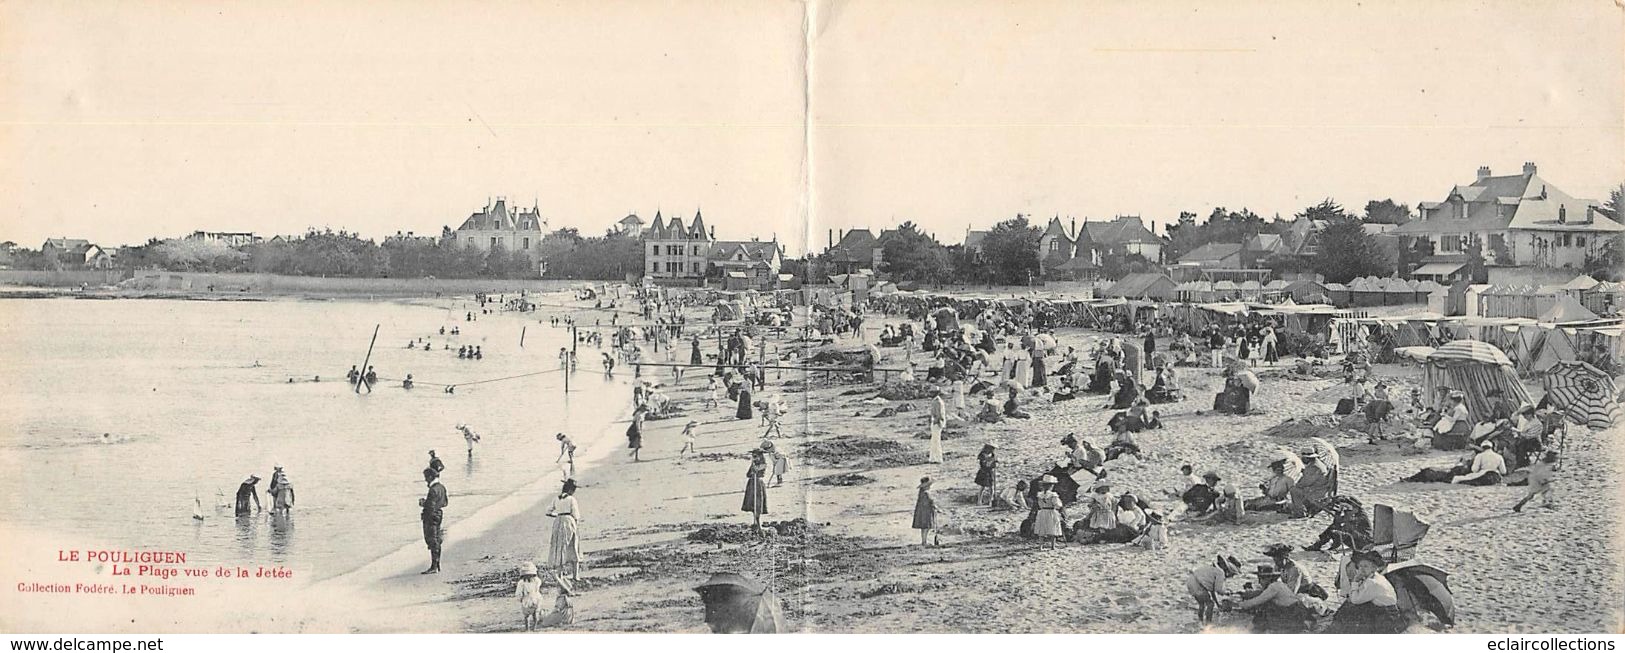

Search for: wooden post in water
xmin=355 ymin=324 xmax=380 ymax=394
xmin=519 ymin=326 xmax=527 ymax=349
xmin=565 ymin=325 xmax=575 ymax=394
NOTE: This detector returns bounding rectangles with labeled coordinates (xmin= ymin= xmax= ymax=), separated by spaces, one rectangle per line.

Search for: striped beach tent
xmin=1542 ymin=360 xmax=1621 ymax=429
xmin=1423 ymin=340 xmax=1531 ymax=419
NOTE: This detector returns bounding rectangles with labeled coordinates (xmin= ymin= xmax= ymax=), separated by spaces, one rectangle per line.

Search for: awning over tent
xmin=1412 ymin=262 xmax=1465 ymax=277
xmin=1395 ymin=346 xmax=1436 ymax=362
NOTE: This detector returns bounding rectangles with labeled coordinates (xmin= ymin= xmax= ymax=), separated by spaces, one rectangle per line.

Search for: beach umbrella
xmin=694 ymin=572 xmax=786 ymax=633
xmin=1542 ymin=360 xmax=1622 ymax=429
xmin=1272 ymin=448 xmax=1305 ymax=480
xmin=1306 ymin=436 xmax=1341 ymax=495
xmin=1384 ymin=560 xmax=1457 ymax=628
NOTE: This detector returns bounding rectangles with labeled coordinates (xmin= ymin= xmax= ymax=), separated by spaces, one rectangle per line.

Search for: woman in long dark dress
xmin=736 ymin=386 xmax=753 ymax=420
xmin=1030 ymin=347 xmax=1046 ymax=388
xmin=742 ymin=449 xmax=769 ymax=529
xmin=690 ymin=337 xmax=703 ymax=365
xmin=974 ymin=444 xmax=997 ymax=505
xmin=1111 ymin=372 xmax=1140 ymax=410
xmin=626 ymin=408 xmax=645 ymax=462
xmin=912 ymin=477 xmax=940 ymax=546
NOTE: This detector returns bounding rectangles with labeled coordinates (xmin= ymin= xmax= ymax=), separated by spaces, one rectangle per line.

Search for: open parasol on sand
xmin=694 ymin=572 xmax=786 ymax=633
xmin=1385 ymin=560 xmax=1457 ymax=629
xmin=1542 ymin=360 xmax=1621 ymax=430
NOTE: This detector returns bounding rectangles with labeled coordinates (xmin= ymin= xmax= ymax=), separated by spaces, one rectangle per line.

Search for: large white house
xmin=1394 ymin=162 xmax=1621 ymax=279
xmin=451 ymin=198 xmax=549 ymax=270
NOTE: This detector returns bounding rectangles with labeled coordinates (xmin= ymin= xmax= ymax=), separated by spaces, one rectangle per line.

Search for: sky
xmin=3 ymin=0 xmax=1621 ymax=256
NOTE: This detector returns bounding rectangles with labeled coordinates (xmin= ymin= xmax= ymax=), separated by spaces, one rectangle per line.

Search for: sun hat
xmin=519 ymin=562 xmax=538 ymax=576
xmin=1039 ymin=474 xmax=1058 ymax=484
xmin=1262 ymin=543 xmax=1294 ymax=558
xmin=1202 ymin=471 xmax=1221 ymax=481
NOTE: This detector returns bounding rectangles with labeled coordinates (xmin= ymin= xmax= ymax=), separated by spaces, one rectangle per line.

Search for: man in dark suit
xmin=419 ymin=468 xmax=449 ymax=574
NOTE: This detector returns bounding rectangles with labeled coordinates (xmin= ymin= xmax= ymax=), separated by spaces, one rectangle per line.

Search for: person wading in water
xmin=234 ymin=474 xmax=262 ymax=517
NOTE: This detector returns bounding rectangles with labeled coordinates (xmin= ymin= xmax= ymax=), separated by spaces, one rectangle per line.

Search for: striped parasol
xmin=1542 ymin=360 xmax=1622 ymax=429
xmin=1430 ymin=340 xmax=1514 ymax=367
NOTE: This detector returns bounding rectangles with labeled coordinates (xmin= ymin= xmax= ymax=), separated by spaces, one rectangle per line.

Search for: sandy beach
xmin=319 ymin=295 xmax=1625 ymax=635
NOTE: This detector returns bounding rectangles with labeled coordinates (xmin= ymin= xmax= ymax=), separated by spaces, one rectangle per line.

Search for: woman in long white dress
xmin=546 ymin=479 xmax=583 ymax=581
xmin=928 ymin=395 xmax=946 ymax=464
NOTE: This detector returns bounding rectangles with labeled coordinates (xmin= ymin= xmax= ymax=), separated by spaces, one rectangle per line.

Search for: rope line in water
xmin=363 ymin=368 xmax=566 ymax=390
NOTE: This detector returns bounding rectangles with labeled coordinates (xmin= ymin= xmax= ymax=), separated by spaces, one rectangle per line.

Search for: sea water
xmin=0 ymin=296 xmax=628 ymax=582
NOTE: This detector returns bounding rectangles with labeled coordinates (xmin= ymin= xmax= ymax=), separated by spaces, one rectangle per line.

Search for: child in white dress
xmin=515 ymin=562 xmax=545 ymax=631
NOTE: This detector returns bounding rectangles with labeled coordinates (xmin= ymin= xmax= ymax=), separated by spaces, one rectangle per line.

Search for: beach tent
xmin=1562 ymin=275 xmax=1600 ymax=292
xmin=1542 ymin=360 xmax=1621 ymax=429
xmin=1527 ymin=330 xmax=1578 ymax=374
xmin=1540 ymin=294 xmax=1600 ymax=323
xmin=694 ymin=572 xmax=787 ymax=633
xmin=1423 ymin=340 xmax=1532 ymax=419
xmin=1103 ymin=273 xmax=1176 ymax=301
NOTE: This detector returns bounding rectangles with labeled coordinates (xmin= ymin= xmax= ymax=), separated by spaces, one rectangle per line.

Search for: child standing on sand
xmin=515 ymin=562 xmax=545 ymax=631
xmin=678 ymin=421 xmax=699 ymax=455
xmin=770 ymin=448 xmax=790 ymax=486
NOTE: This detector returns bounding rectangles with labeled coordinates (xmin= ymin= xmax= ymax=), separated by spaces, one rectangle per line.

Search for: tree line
xmin=5 ymin=227 xmax=647 ymax=280
xmin=9 ymin=188 xmax=1622 ymax=283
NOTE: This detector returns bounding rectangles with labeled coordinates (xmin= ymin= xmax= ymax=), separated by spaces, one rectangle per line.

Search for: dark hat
xmin=1350 ymin=549 xmax=1388 ymax=568
xmin=1202 ymin=471 xmax=1221 ymax=481
xmin=560 ymin=479 xmax=578 ymax=493
xmin=1263 ymin=543 xmax=1294 ymax=558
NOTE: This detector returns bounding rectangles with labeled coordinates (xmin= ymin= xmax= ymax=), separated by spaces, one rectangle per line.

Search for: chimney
xmin=709 ymin=226 xmax=715 ymax=240
xmin=1558 ymin=206 xmax=1567 ymax=224
xmin=1070 ymin=217 xmax=1077 ymax=238
xmin=1582 ymin=206 xmax=1594 ymax=224
xmin=828 ymin=229 xmax=833 ymax=250
xmin=1476 ymin=166 xmax=1491 ymax=181
xmin=1522 ymin=161 xmax=1537 ymax=175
